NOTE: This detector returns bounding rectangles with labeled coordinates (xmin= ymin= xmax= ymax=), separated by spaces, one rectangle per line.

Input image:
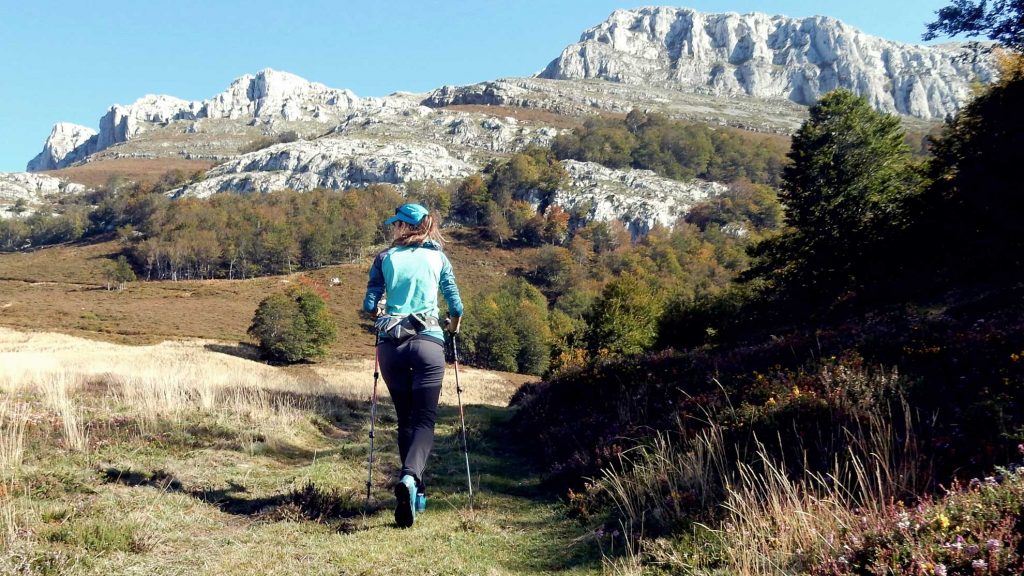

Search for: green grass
xmin=5 ymin=391 xmax=601 ymax=575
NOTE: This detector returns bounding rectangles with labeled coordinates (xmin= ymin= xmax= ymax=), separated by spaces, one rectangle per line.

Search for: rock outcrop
xmin=424 ymin=76 xmax=810 ymax=134
xmin=541 ymin=160 xmax=728 ymax=236
xmin=201 ymin=69 xmax=359 ymax=121
xmin=0 ymin=172 xmax=87 ymax=218
xmin=28 ymin=69 xmax=362 ymax=171
xmin=537 ymin=7 xmax=997 ymax=120
xmin=26 ymin=123 xmax=98 ymax=171
xmin=170 ymin=138 xmax=475 ymax=198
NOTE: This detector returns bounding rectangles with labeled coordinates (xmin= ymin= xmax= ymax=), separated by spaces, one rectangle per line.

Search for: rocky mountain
xmin=0 ymin=172 xmax=86 ymax=218
xmin=423 ymin=76 xmax=810 ymax=134
xmin=19 ymin=7 xmax=996 ymax=234
xmin=171 ymin=138 xmax=476 ymax=198
xmin=27 ymin=123 xmax=98 ymax=171
xmin=28 ymin=69 xmax=361 ymax=171
xmin=537 ymin=7 xmax=997 ymax=120
xmin=538 ymin=160 xmax=728 ymax=236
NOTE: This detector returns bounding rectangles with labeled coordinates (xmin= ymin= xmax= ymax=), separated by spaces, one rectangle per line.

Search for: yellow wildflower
xmin=936 ymin=513 xmax=951 ymax=530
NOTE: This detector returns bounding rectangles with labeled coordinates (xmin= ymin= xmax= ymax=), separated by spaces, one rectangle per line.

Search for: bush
xmin=458 ymin=278 xmax=551 ymax=375
xmin=585 ymin=274 xmax=664 ymax=356
xmin=248 ymin=288 xmax=336 ymax=363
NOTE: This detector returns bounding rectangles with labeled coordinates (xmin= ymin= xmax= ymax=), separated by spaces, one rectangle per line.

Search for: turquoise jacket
xmin=363 ymin=242 xmax=463 ymax=341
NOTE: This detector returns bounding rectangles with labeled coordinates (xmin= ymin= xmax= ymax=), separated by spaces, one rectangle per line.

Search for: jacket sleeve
xmin=439 ymin=252 xmax=464 ymax=317
xmin=363 ymin=251 xmax=387 ymax=313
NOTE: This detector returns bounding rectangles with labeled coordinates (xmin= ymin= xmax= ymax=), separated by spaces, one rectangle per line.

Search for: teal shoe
xmin=394 ymin=475 xmax=417 ymax=528
xmin=415 ymin=492 xmax=427 ymax=513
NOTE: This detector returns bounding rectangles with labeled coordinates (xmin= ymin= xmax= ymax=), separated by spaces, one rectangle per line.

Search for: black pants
xmin=377 ymin=336 xmax=445 ymax=489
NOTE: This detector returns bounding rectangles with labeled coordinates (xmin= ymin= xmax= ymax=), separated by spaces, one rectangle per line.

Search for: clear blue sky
xmin=0 ymin=0 xmax=958 ymax=172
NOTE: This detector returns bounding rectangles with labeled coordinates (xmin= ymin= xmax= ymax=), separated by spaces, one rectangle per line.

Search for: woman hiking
xmin=362 ymin=203 xmax=463 ymax=528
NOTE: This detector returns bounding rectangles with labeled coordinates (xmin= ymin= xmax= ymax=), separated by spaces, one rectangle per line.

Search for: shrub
xmin=248 ymin=288 xmax=336 ymax=363
xmin=585 ymin=274 xmax=664 ymax=356
xmin=458 ymin=278 xmax=551 ymax=375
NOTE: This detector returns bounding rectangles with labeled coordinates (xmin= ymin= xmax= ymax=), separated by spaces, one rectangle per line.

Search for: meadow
xmin=0 ymin=231 xmax=595 ymax=574
xmin=0 ymin=325 xmax=601 ymax=575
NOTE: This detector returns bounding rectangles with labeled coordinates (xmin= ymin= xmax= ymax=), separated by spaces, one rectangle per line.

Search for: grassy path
xmin=6 ymin=390 xmax=601 ymax=575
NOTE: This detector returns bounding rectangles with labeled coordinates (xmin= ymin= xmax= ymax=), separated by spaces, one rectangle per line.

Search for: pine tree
xmin=744 ymin=90 xmax=918 ymax=304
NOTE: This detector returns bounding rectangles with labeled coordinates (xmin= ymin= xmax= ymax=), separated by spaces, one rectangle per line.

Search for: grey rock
xmin=26 ymin=123 xmax=98 ymax=171
xmin=0 ymin=172 xmax=87 ymax=218
xmin=170 ymin=138 xmax=476 ymax=198
xmin=531 ymin=160 xmax=729 ymax=236
xmin=537 ymin=7 xmax=997 ymax=119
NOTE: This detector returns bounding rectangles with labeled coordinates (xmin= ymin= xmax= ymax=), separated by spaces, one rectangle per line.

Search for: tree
xmin=459 ymin=278 xmax=551 ymax=375
xmin=248 ymin=288 xmax=336 ymax=363
xmin=453 ymin=174 xmax=489 ymax=225
xmin=542 ymin=205 xmax=570 ymax=245
xmin=405 ymin=180 xmax=452 ymax=219
xmin=924 ymin=0 xmax=1024 ymax=51
xmin=909 ymin=53 xmax=1024 ymax=279
xmin=743 ymin=90 xmax=918 ymax=303
xmin=585 ymin=274 xmax=663 ymax=356
xmin=104 ymin=255 xmax=137 ymax=292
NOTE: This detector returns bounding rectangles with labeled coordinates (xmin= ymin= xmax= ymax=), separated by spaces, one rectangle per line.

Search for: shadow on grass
xmin=425 ymin=405 xmax=545 ymax=499
xmin=101 ymin=467 xmax=374 ymax=533
xmin=203 ymin=341 xmax=261 ymax=361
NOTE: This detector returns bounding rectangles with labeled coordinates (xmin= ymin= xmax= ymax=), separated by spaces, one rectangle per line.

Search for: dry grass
xmin=44 ymin=159 xmax=217 ymax=189
xmin=0 ymin=232 xmax=545 ymax=360
xmin=595 ymin=387 xmax=923 ymax=575
xmin=0 ymin=327 xmax=523 ymax=425
xmin=599 ymin=425 xmax=729 ymax=530
xmin=0 ymin=399 xmax=27 ymax=475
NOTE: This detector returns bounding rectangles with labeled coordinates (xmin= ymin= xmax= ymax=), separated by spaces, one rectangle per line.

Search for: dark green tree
xmin=910 ymin=55 xmax=1024 ymax=278
xmin=924 ymin=0 xmax=1024 ymax=50
xmin=743 ymin=90 xmax=918 ymax=303
xmin=459 ymin=278 xmax=551 ymax=375
xmin=248 ymin=288 xmax=336 ymax=363
xmin=104 ymin=255 xmax=137 ymax=292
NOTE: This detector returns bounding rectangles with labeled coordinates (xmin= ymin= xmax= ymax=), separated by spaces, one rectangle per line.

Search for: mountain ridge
xmin=537 ymin=6 xmax=996 ymax=119
xmin=25 ymin=8 xmax=995 ymax=172
xmin=27 ymin=69 xmax=362 ymax=172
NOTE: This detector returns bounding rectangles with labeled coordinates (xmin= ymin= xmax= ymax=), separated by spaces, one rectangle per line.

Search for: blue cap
xmin=385 ymin=203 xmax=429 ymax=226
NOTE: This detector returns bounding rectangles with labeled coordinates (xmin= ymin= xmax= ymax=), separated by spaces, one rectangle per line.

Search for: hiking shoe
xmin=394 ymin=475 xmax=417 ymax=528
xmin=415 ymin=492 xmax=427 ymax=513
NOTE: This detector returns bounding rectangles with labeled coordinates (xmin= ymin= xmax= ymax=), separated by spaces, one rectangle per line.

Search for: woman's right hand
xmin=447 ymin=316 xmax=462 ymax=334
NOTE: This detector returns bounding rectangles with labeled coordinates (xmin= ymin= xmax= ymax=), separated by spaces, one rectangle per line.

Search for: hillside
xmin=5 ymin=7 xmax=984 ymax=234
xmin=0 ymin=229 xmax=540 ymax=357
xmin=0 ymin=326 xmax=591 ymax=574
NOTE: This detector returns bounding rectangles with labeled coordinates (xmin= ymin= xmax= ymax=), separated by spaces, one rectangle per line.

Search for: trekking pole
xmin=366 ymin=333 xmax=380 ymax=507
xmin=449 ymin=328 xmax=474 ymax=508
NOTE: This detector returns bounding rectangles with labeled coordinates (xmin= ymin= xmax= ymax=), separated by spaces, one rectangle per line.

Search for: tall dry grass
xmin=599 ymin=423 xmax=729 ymax=531
xmin=0 ymin=396 xmax=29 ymax=549
xmin=0 ymin=326 xmax=524 ymax=454
xmin=717 ymin=397 xmax=924 ymax=575
xmin=0 ymin=328 xmax=345 ymax=449
xmin=0 ymin=398 xmax=28 ymax=474
xmin=596 ymin=367 xmax=924 ymax=575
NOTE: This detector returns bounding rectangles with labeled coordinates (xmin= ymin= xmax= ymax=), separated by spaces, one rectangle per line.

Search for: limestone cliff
xmin=538 ymin=7 xmax=996 ymax=120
